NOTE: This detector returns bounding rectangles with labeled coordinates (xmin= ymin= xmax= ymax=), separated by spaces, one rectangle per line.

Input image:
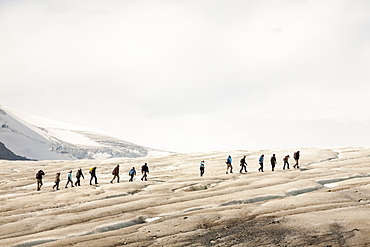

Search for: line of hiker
xmin=35 ymin=163 xmax=150 ymax=191
xmin=36 ymin=151 xmax=301 ymax=191
xmin=223 ymin=151 xmax=300 ymax=174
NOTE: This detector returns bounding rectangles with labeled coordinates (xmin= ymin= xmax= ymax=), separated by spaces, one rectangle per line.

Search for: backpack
xmin=36 ymin=170 xmax=43 ymax=179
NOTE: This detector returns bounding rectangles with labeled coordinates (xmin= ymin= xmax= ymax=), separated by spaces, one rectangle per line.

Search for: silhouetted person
xmin=75 ymin=168 xmax=84 ymax=186
xmin=89 ymin=167 xmax=98 ymax=185
xmin=270 ymin=154 xmax=277 ymax=171
xmin=226 ymin=155 xmax=233 ymax=174
xmin=283 ymin=155 xmax=290 ymax=170
xmin=239 ymin=155 xmax=248 ymax=173
xmin=36 ymin=170 xmax=45 ymax=191
xmin=258 ymin=154 xmax=264 ymax=172
xmin=293 ymin=151 xmax=300 ymax=169
xmin=141 ymin=163 xmax=149 ymax=181
xmin=53 ymin=172 xmax=61 ymax=190
xmin=200 ymin=160 xmax=205 ymax=177
xmin=111 ymin=165 xmax=120 ymax=183
xmin=129 ymin=167 xmax=136 ymax=182
xmin=65 ymin=170 xmax=74 ymax=188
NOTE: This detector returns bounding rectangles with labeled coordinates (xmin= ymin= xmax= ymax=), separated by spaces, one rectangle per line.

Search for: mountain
xmin=0 ymin=106 xmax=162 ymax=160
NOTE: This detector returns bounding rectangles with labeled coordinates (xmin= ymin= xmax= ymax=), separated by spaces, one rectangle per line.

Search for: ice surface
xmin=1 ymin=147 xmax=370 ymax=246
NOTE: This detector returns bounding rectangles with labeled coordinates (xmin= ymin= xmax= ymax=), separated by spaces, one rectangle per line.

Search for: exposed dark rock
xmin=0 ymin=142 xmax=31 ymax=160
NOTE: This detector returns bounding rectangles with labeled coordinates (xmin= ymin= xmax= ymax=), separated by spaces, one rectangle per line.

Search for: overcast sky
xmin=1 ymin=0 xmax=370 ymax=152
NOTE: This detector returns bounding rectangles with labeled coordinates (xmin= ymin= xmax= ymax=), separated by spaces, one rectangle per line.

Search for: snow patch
xmin=47 ymin=129 xmax=102 ymax=147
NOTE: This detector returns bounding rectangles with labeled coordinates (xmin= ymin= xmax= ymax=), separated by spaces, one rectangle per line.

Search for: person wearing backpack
xmin=65 ymin=170 xmax=74 ymax=188
xmin=36 ymin=170 xmax=45 ymax=191
xmin=129 ymin=167 xmax=136 ymax=182
xmin=239 ymin=155 xmax=248 ymax=173
xmin=111 ymin=165 xmax=120 ymax=183
xmin=89 ymin=167 xmax=98 ymax=185
xmin=75 ymin=168 xmax=84 ymax=186
xmin=141 ymin=163 xmax=149 ymax=181
xmin=293 ymin=151 xmax=300 ymax=169
xmin=53 ymin=172 xmax=61 ymax=190
xmin=226 ymin=155 xmax=233 ymax=174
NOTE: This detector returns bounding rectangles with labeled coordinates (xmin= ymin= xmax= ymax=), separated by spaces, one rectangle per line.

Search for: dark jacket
xmin=294 ymin=152 xmax=300 ymax=160
xmin=240 ymin=157 xmax=247 ymax=166
xmin=90 ymin=167 xmax=97 ymax=176
xmin=270 ymin=156 xmax=277 ymax=164
xmin=112 ymin=166 xmax=120 ymax=176
xmin=76 ymin=169 xmax=84 ymax=179
xmin=141 ymin=164 xmax=149 ymax=173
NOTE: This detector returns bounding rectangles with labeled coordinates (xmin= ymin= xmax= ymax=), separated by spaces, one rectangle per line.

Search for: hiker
xmin=129 ymin=167 xmax=136 ymax=182
xmin=200 ymin=160 xmax=205 ymax=177
xmin=53 ymin=172 xmax=61 ymax=190
xmin=270 ymin=154 xmax=277 ymax=171
xmin=111 ymin=165 xmax=120 ymax=183
xmin=141 ymin=163 xmax=149 ymax=181
xmin=65 ymin=170 xmax=74 ymax=188
xmin=283 ymin=155 xmax=290 ymax=170
xmin=75 ymin=168 xmax=84 ymax=186
xmin=226 ymin=155 xmax=233 ymax=174
xmin=258 ymin=154 xmax=264 ymax=172
xmin=89 ymin=167 xmax=98 ymax=185
xmin=36 ymin=170 xmax=45 ymax=191
xmin=293 ymin=151 xmax=300 ymax=169
xmin=240 ymin=155 xmax=248 ymax=173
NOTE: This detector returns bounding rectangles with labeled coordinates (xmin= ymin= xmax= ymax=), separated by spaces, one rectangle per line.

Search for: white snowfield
xmin=0 ymin=106 xmax=161 ymax=160
xmin=0 ymin=147 xmax=370 ymax=246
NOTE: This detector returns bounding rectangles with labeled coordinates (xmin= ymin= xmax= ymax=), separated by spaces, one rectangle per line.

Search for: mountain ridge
xmin=0 ymin=106 xmax=163 ymax=160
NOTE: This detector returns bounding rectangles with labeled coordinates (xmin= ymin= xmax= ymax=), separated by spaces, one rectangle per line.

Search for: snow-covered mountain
xmin=0 ymin=105 xmax=161 ymax=160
